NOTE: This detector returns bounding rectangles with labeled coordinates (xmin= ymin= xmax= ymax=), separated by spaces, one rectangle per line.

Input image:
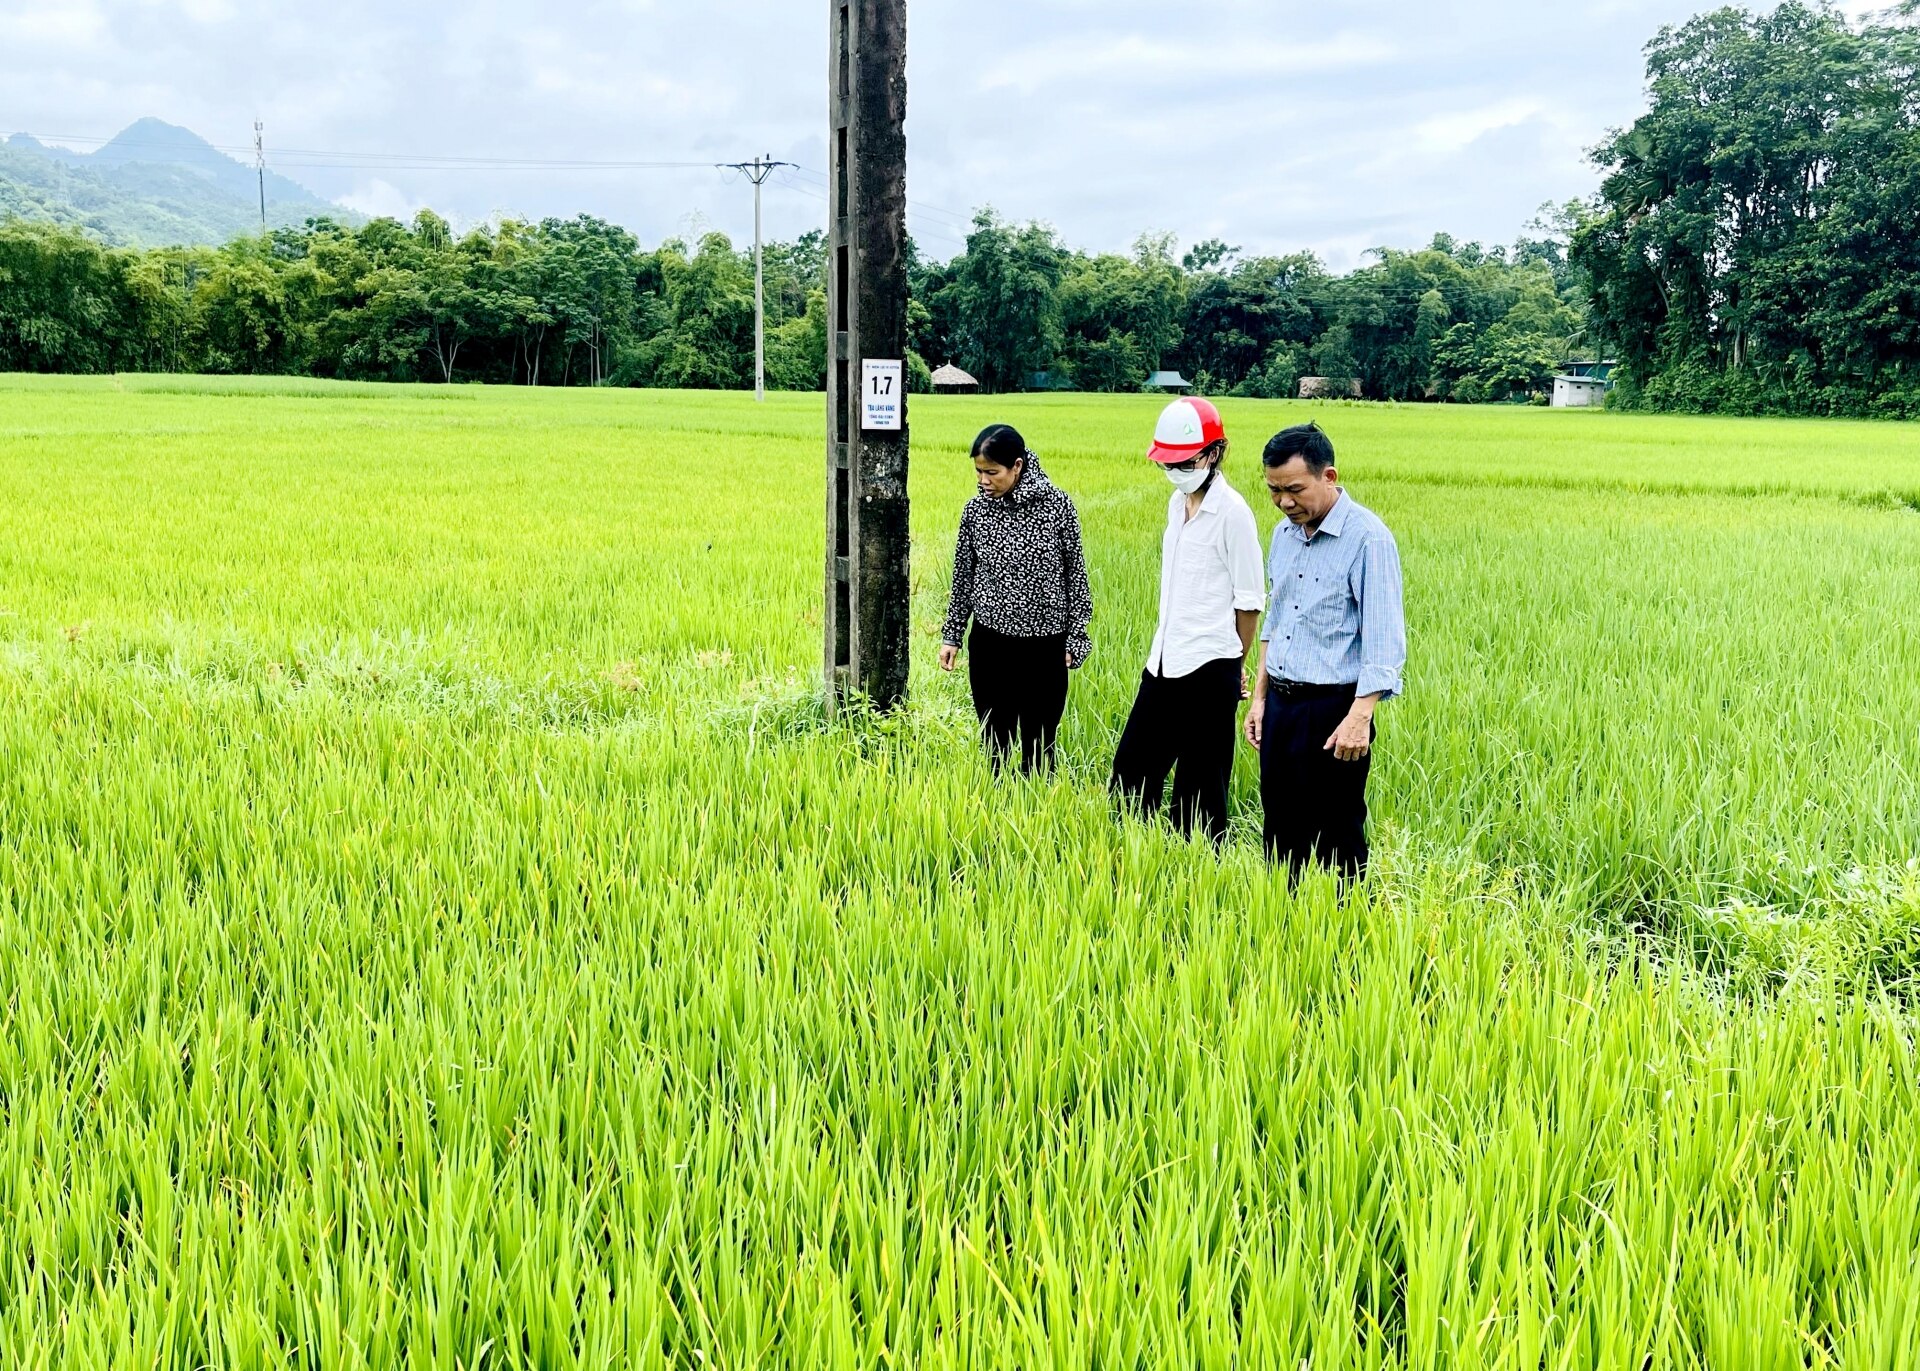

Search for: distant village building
xmin=1145 ymin=370 xmax=1194 ymax=392
xmin=1551 ymin=375 xmax=1609 ymax=408
xmin=930 ymin=363 xmax=978 ymax=391
xmin=1551 ymin=359 xmax=1616 ymax=408
xmin=1299 ymin=377 xmax=1362 ymax=400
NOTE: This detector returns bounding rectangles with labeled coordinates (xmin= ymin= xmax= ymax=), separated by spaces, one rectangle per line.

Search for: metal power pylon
xmin=253 ymin=121 xmax=266 ymax=231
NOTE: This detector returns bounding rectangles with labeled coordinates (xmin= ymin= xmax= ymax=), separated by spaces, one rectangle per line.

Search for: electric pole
xmin=253 ymin=121 xmax=266 ymax=232
xmin=721 ymin=155 xmax=794 ymax=402
xmin=825 ymin=0 xmax=909 ymax=709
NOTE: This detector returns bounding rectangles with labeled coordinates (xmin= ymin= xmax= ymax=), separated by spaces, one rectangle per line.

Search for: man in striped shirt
xmin=1244 ymin=423 xmax=1405 ymax=879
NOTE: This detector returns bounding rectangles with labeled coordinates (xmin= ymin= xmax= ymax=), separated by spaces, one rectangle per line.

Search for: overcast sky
xmin=0 ymin=0 xmax=1887 ymax=268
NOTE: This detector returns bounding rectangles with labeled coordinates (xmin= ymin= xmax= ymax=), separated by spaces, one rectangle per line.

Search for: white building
xmin=1551 ymin=374 xmax=1609 ymax=408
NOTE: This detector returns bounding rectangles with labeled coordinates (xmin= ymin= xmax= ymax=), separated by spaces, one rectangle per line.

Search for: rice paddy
xmin=2 ymin=373 xmax=1919 ymax=1366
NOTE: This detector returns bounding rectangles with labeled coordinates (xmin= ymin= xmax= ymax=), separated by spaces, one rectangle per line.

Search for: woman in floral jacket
xmin=939 ymin=423 xmax=1094 ymax=774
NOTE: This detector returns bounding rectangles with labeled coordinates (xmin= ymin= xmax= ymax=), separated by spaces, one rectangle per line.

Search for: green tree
xmin=1575 ymin=4 xmax=1920 ymax=414
xmin=936 ymin=209 xmax=1065 ymax=392
xmin=123 ymin=247 xmax=203 ymax=373
xmin=765 ymin=287 xmax=828 ymax=391
xmin=539 ymin=215 xmax=643 ymax=387
xmin=1311 ymin=324 xmax=1360 ymax=390
xmin=637 ymin=232 xmax=754 ymax=389
xmin=492 ymin=219 xmax=558 ymax=385
xmin=1183 ymin=253 xmax=1327 ymax=393
xmin=410 ymin=230 xmax=528 ymax=384
xmin=1070 ymin=330 xmax=1145 ymax=393
xmin=0 ymin=222 xmax=137 ymax=373
xmin=194 ymin=255 xmax=300 ymax=374
xmin=1181 ymin=238 xmax=1240 ymax=273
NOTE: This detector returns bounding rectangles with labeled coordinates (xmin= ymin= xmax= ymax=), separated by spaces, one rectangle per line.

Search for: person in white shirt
xmin=1110 ymin=397 xmax=1267 ymax=843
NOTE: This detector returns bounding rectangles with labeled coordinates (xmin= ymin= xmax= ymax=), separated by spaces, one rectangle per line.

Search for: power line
xmin=10 ymin=126 xmax=975 ymax=253
xmin=7 ymin=131 xmax=972 ymax=251
xmin=8 ymin=129 xmax=722 ymax=171
xmin=777 ymin=173 xmax=968 ymax=252
xmin=785 ymin=163 xmax=974 ymax=229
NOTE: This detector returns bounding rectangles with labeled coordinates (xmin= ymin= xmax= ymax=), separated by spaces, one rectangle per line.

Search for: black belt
xmin=1268 ymin=677 xmax=1355 ymax=700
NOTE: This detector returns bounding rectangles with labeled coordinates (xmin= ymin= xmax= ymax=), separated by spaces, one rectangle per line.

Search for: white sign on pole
xmin=861 ymin=358 xmax=904 ymax=431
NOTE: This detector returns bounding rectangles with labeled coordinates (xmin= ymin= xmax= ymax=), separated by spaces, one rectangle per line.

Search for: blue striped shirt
xmin=1260 ymin=490 xmax=1405 ymax=700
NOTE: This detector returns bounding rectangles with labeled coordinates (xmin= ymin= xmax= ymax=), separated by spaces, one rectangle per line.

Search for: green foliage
xmin=1050 ymin=233 xmax=1184 ymax=392
xmin=4 ymin=180 xmax=1586 ymax=400
xmin=766 ymin=288 xmax=829 ymax=392
xmin=634 ymin=232 xmax=755 ymax=389
xmin=1431 ymin=318 xmax=1562 ymax=403
xmin=0 ymin=211 xmax=832 ymax=391
xmin=0 ymin=220 xmax=143 ymax=372
xmin=1577 ymin=3 xmax=1920 ymax=416
xmin=3 ymin=379 xmax=1920 ymax=1360
xmin=922 ymin=208 xmax=1068 ymax=393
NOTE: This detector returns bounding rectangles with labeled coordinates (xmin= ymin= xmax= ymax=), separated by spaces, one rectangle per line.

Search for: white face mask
xmin=1166 ymin=464 xmax=1211 ymax=495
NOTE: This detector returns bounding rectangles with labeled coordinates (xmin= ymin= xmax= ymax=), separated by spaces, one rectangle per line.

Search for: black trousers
xmin=968 ymin=624 xmax=1070 ymax=773
xmin=1109 ymin=657 xmax=1243 ymax=842
xmin=1260 ymin=684 xmax=1373 ymax=878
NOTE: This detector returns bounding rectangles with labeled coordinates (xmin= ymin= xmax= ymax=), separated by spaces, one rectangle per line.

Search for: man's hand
xmin=1324 ymin=710 xmax=1372 ymax=762
xmin=938 ymin=644 xmax=959 ymax=672
xmin=1244 ymin=693 xmax=1265 ymax=750
xmin=1239 ymin=668 xmax=1251 ymax=701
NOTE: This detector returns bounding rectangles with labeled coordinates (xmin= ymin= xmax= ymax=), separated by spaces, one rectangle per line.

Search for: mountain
xmin=0 ymin=118 xmax=356 ymax=248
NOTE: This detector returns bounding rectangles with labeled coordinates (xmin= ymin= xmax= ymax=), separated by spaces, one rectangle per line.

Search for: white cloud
xmin=0 ymin=3 xmax=107 ymax=46
xmin=338 ymin=178 xmax=426 ymax=223
xmin=0 ymin=0 xmax=1857 ymax=265
xmin=978 ymin=31 xmax=1399 ymax=94
xmin=1413 ymin=100 xmax=1551 ymax=155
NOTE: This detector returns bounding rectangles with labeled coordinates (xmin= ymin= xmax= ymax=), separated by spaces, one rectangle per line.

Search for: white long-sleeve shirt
xmin=1145 ymin=475 xmax=1267 ymax=679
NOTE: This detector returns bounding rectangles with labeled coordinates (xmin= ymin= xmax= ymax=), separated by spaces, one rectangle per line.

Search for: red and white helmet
xmin=1147 ymin=396 xmax=1226 ymax=464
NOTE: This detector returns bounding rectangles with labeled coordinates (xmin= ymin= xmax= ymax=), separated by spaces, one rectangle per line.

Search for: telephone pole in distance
xmin=722 ymin=155 xmax=795 ymax=402
xmin=253 ymin=121 xmax=267 ymax=232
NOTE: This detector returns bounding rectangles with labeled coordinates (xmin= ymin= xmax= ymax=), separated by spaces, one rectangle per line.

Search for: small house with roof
xmin=1551 ymin=359 xmax=1617 ymax=408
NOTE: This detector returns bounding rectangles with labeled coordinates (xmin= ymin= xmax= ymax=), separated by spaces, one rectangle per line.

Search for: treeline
xmin=0 ymin=212 xmax=830 ymax=391
xmin=0 ymin=204 xmax=1588 ymax=402
xmin=918 ymin=215 xmax=1587 ymax=401
xmin=1574 ymin=3 xmax=1920 ymax=417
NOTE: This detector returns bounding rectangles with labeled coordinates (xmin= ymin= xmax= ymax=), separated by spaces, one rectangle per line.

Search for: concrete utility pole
xmin=253 ymin=121 xmax=266 ymax=232
xmin=825 ymin=0 xmax=909 ymax=710
xmin=722 ymin=155 xmax=795 ymax=402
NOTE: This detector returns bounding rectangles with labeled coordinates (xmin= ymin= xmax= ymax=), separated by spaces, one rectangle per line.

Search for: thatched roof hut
xmin=930 ymin=363 xmax=979 ymax=390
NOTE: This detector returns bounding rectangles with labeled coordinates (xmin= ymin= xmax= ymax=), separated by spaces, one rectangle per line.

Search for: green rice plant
xmin=2 ymin=373 xmax=1919 ymax=1365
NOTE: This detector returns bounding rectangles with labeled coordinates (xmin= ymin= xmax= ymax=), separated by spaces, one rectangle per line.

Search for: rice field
xmin=2 ymin=373 xmax=1919 ymax=1366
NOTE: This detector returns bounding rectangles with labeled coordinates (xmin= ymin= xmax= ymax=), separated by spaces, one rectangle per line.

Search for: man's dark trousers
xmin=1260 ymin=681 xmax=1372 ymax=878
xmin=1110 ymin=657 xmax=1243 ymax=842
